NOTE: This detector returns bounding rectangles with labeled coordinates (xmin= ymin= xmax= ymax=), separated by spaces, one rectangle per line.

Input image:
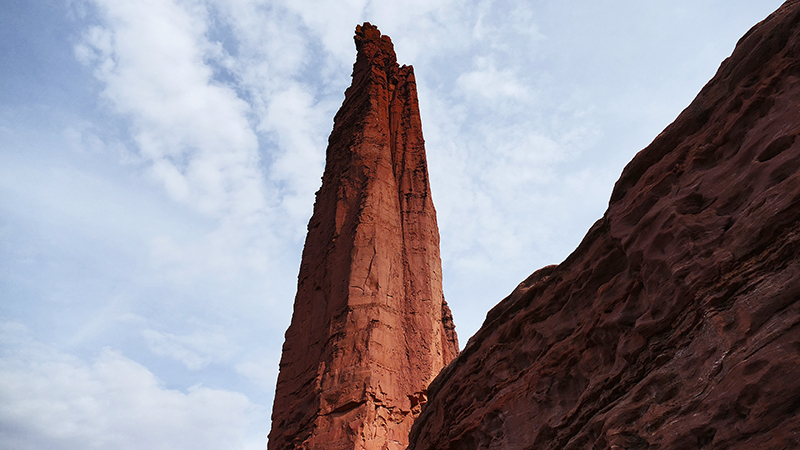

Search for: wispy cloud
xmin=142 ymin=324 xmax=238 ymax=370
xmin=0 ymin=323 xmax=261 ymax=450
xmin=76 ymin=0 xmax=265 ymax=219
xmin=72 ymin=0 xmax=305 ymax=319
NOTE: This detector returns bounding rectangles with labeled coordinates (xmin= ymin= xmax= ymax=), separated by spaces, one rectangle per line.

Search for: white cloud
xmin=142 ymin=324 xmax=239 ymax=370
xmin=456 ymin=63 xmax=531 ymax=102
xmin=262 ymin=85 xmax=327 ymax=227
xmin=0 ymin=323 xmax=261 ymax=450
xmin=71 ymin=0 xmax=305 ymax=322
xmin=235 ymin=353 xmax=280 ymax=393
xmin=77 ymin=0 xmax=265 ymax=219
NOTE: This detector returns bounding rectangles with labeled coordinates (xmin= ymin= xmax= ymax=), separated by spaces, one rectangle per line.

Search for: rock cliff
xmin=409 ymin=1 xmax=800 ymax=448
xmin=268 ymin=23 xmax=459 ymax=450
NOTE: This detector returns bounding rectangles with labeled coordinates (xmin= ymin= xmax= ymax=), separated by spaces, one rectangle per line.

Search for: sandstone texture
xmin=268 ymin=23 xmax=458 ymax=450
xmin=409 ymin=2 xmax=800 ymax=449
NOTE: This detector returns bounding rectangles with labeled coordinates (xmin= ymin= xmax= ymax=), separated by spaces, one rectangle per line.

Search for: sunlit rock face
xmin=268 ymin=23 xmax=458 ymax=450
xmin=409 ymin=2 xmax=800 ymax=448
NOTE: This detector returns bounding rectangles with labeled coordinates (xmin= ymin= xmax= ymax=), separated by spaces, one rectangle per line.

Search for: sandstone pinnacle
xmin=268 ymin=22 xmax=458 ymax=450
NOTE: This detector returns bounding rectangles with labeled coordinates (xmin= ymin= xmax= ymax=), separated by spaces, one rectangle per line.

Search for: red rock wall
xmin=268 ymin=23 xmax=458 ymax=450
xmin=409 ymin=1 xmax=800 ymax=448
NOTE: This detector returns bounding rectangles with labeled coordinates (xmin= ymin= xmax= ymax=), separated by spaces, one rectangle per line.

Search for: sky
xmin=0 ymin=0 xmax=786 ymax=448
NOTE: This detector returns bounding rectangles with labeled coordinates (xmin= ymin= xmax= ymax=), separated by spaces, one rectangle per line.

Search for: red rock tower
xmin=268 ymin=23 xmax=459 ymax=450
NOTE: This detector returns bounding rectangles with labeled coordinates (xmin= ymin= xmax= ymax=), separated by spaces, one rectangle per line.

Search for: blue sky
xmin=0 ymin=1 xmax=785 ymax=448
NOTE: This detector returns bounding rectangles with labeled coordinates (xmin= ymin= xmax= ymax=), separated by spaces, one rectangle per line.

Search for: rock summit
xmin=268 ymin=23 xmax=458 ymax=450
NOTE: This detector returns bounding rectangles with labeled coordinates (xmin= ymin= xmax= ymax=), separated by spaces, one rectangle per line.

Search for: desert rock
xmin=268 ymin=23 xmax=458 ymax=450
xmin=409 ymin=1 xmax=800 ymax=448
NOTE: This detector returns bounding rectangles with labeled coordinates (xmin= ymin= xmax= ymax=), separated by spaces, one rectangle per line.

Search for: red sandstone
xmin=268 ymin=23 xmax=458 ymax=450
xmin=409 ymin=1 xmax=800 ymax=448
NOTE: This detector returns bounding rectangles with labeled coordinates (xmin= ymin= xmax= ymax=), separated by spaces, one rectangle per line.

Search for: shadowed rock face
xmin=409 ymin=1 xmax=800 ymax=448
xmin=268 ymin=23 xmax=458 ymax=450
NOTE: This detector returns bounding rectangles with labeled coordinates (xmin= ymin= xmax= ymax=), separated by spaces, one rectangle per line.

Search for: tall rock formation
xmin=268 ymin=23 xmax=459 ymax=450
xmin=409 ymin=1 xmax=800 ymax=449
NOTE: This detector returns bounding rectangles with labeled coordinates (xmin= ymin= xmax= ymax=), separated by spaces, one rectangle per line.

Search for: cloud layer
xmin=0 ymin=323 xmax=261 ymax=450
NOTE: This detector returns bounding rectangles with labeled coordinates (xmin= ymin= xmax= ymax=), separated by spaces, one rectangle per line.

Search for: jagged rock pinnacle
xmin=268 ymin=23 xmax=458 ymax=450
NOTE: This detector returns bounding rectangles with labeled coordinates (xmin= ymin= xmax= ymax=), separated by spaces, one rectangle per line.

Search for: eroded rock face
xmin=409 ymin=2 xmax=800 ymax=449
xmin=268 ymin=23 xmax=458 ymax=450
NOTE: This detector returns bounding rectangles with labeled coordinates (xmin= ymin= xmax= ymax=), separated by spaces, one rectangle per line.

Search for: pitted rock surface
xmin=268 ymin=23 xmax=458 ymax=450
xmin=409 ymin=2 xmax=800 ymax=449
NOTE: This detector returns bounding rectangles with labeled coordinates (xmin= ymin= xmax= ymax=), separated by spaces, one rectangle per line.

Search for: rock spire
xmin=408 ymin=1 xmax=800 ymax=448
xmin=268 ymin=23 xmax=458 ymax=450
